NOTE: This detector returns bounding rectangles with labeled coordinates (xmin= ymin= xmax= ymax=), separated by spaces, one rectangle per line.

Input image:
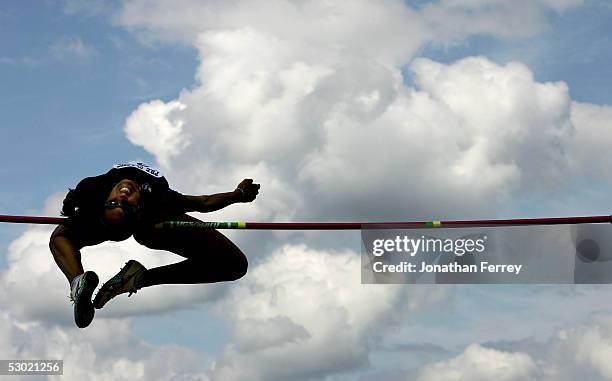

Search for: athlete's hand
xmin=236 ymin=179 xmax=260 ymax=202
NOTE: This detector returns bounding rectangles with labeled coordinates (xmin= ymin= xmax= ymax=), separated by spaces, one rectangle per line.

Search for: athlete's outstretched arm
xmin=184 ymin=191 xmax=241 ymax=213
xmin=183 ymin=179 xmax=260 ymax=213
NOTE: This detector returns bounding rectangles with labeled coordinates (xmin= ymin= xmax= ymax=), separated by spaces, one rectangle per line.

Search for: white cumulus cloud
xmin=0 ymin=311 xmax=212 ymax=381
xmin=125 ymin=99 xmax=190 ymax=169
xmin=415 ymin=343 xmax=538 ymax=381
xmin=209 ymin=244 xmax=406 ymax=381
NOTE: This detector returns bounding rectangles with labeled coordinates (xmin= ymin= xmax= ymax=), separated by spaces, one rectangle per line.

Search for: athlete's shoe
xmin=93 ymin=260 xmax=146 ymax=309
xmin=70 ymin=271 xmax=99 ymax=328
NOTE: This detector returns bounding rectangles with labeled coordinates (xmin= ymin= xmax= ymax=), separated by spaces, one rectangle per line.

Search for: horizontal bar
xmin=156 ymin=215 xmax=612 ymax=230
xmin=1 ymin=214 xmax=611 ymax=230
xmin=0 ymin=215 xmax=67 ymax=225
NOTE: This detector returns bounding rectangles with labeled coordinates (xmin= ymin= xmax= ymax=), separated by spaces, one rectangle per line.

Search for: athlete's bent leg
xmin=133 ymin=214 xmax=248 ymax=286
xmin=94 ymin=214 xmax=248 ymax=309
xmin=49 ymin=225 xmax=99 ymax=328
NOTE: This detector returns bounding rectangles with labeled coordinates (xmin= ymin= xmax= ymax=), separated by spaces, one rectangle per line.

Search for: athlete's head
xmin=103 ymin=179 xmax=142 ymax=225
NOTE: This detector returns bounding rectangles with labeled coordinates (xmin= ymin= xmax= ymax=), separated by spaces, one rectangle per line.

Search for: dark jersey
xmin=62 ymin=163 xmax=189 ymax=245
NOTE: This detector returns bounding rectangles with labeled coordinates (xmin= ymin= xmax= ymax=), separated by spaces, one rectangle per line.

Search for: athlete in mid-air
xmin=49 ymin=163 xmax=259 ymax=328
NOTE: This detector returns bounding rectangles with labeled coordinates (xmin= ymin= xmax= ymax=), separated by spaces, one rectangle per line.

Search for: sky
xmin=2 ymin=0 xmax=612 ymax=380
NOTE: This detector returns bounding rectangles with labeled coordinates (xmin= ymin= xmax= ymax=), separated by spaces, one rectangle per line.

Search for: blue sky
xmin=417 ymin=3 xmax=612 ymax=105
xmin=0 ymin=1 xmax=195 ymax=253
xmin=2 ymin=1 xmax=612 ymax=380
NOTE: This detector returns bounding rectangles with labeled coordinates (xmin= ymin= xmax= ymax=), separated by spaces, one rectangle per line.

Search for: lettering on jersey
xmin=113 ymin=162 xmax=162 ymax=178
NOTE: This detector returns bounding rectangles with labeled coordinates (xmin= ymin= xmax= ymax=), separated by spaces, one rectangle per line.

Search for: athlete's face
xmin=104 ymin=179 xmax=142 ymax=224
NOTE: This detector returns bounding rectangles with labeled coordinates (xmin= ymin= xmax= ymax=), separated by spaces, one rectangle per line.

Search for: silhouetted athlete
xmin=49 ymin=163 xmax=259 ymax=328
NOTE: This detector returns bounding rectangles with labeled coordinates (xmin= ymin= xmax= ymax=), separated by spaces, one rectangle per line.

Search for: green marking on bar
xmin=158 ymin=221 xmax=248 ymax=229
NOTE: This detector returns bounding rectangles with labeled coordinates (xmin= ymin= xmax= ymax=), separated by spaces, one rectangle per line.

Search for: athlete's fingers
xmin=237 ymin=179 xmax=252 ymax=189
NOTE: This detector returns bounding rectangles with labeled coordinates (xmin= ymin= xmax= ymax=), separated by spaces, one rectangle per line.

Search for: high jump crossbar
xmin=0 ymin=214 xmax=611 ymax=230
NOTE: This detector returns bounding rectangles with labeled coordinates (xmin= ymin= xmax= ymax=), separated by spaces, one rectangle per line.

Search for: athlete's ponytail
xmin=60 ymin=188 xmax=79 ymax=217
xmin=60 ymin=176 xmax=111 ymax=221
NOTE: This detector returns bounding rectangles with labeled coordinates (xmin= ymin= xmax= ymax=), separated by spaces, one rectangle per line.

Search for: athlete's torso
xmin=64 ymin=163 xmax=187 ymax=246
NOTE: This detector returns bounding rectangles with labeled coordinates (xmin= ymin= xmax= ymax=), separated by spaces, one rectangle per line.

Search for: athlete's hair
xmin=61 ymin=181 xmax=109 ymax=222
xmin=60 ymin=188 xmax=81 ymax=218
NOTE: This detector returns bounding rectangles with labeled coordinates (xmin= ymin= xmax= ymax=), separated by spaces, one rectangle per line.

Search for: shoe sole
xmin=93 ymin=260 xmax=144 ymax=309
xmin=74 ymin=271 xmax=99 ymax=328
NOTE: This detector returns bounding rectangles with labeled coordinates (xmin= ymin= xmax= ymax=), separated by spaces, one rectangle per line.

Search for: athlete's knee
xmin=133 ymin=228 xmax=167 ymax=250
xmin=49 ymin=235 xmax=58 ymax=255
xmin=49 ymin=225 xmax=73 ymax=256
xmin=229 ymin=252 xmax=248 ymax=281
xmin=49 ymin=225 xmax=64 ymax=247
